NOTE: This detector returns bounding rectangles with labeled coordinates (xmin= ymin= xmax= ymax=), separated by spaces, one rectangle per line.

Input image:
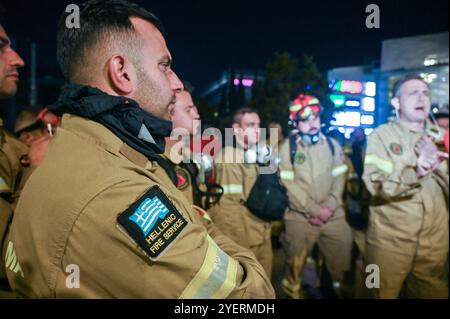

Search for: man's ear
xmin=107 ymin=55 xmax=136 ymax=96
xmin=167 ymin=103 xmax=176 ymax=119
xmin=232 ymin=123 xmax=240 ymax=131
xmin=391 ymin=97 xmax=400 ymax=111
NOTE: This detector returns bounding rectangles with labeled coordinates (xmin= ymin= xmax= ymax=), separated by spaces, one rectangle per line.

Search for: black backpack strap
xmin=289 ymin=133 xmax=298 ymax=164
xmin=325 ymin=136 xmax=335 ymax=157
xmin=180 ymin=162 xmax=224 ymax=210
xmin=156 ymin=155 xmax=178 ymax=187
xmin=181 ymin=162 xmax=199 ymax=179
xmin=193 ymin=181 xmax=224 ymax=210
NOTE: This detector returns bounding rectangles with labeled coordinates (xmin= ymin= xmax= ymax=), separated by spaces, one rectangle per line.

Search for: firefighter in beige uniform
xmin=279 ymin=94 xmax=352 ymax=298
xmin=164 ymin=88 xmax=221 ymax=220
xmin=0 ymin=13 xmax=27 ymax=292
xmin=164 ymin=89 xmax=252 ymax=253
xmin=163 ymin=89 xmax=200 ymax=206
xmin=164 ymin=88 xmax=220 ymax=209
xmin=0 ymin=122 xmax=28 ymax=208
xmin=208 ymin=108 xmax=273 ymax=278
xmin=363 ymin=75 xmax=449 ymax=299
xmin=0 ymin=122 xmax=28 ymax=284
xmin=4 ymin=2 xmax=274 ymax=298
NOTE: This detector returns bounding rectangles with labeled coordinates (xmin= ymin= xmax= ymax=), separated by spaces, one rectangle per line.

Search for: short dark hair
xmin=14 ymin=108 xmax=41 ymax=133
xmin=56 ymin=0 xmax=164 ymax=81
xmin=392 ymin=74 xmax=429 ymax=97
xmin=232 ymin=107 xmax=258 ymax=124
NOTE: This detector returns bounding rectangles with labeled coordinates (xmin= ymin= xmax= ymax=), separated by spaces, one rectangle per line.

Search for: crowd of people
xmin=0 ymin=0 xmax=448 ymax=299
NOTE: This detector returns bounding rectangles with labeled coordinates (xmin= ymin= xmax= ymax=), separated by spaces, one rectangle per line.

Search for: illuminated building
xmin=327 ymin=66 xmax=380 ymax=138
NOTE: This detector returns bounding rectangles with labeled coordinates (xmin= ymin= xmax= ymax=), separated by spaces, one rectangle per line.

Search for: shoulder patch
xmin=295 ymin=151 xmax=306 ymax=164
xmin=117 ymin=186 xmax=188 ymax=261
xmin=0 ymin=176 xmax=10 ymax=192
xmin=175 ymin=167 xmax=190 ymax=190
xmin=389 ymin=142 xmax=403 ymax=155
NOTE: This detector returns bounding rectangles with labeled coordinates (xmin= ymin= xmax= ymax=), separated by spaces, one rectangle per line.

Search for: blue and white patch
xmin=128 ymin=196 xmax=170 ymax=236
xmin=118 ymin=186 xmax=188 ymax=261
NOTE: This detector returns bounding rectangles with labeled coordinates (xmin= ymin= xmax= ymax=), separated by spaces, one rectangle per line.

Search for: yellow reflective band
xmin=280 ymin=170 xmax=295 ymax=181
xmin=289 ymin=104 xmax=302 ymax=112
xmin=5 ymin=241 xmax=24 ymax=278
xmin=332 ymin=164 xmax=348 ymax=177
xmin=222 ymin=184 xmax=243 ymax=194
xmin=179 ymin=236 xmax=237 ymax=299
xmin=202 ymin=211 xmax=212 ymax=222
xmin=211 ymin=239 xmax=238 ymax=299
xmin=364 ymin=154 xmax=394 ymax=174
xmin=0 ymin=177 xmax=10 ymax=192
xmin=306 ymin=256 xmax=317 ymax=266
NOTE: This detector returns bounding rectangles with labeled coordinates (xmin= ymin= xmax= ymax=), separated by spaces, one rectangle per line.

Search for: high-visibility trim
xmin=222 ymin=184 xmax=243 ymax=194
xmin=202 ymin=211 xmax=212 ymax=222
xmin=332 ymin=164 xmax=348 ymax=177
xmin=280 ymin=170 xmax=295 ymax=181
xmin=179 ymin=236 xmax=237 ymax=299
xmin=0 ymin=177 xmax=10 ymax=192
xmin=364 ymin=154 xmax=394 ymax=174
xmin=5 ymin=241 xmax=24 ymax=278
xmin=211 ymin=242 xmax=238 ymax=299
xmin=306 ymin=256 xmax=317 ymax=266
xmin=281 ymin=277 xmax=300 ymax=293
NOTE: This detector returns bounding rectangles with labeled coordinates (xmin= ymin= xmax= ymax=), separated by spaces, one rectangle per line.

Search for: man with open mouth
xmin=363 ymin=74 xmax=449 ymax=299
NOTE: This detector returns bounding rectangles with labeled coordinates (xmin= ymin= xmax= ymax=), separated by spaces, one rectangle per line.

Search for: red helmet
xmin=289 ymin=94 xmax=321 ymax=122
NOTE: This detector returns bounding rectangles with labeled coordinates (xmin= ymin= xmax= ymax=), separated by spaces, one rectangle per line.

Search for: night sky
xmin=1 ymin=0 xmax=449 ymax=97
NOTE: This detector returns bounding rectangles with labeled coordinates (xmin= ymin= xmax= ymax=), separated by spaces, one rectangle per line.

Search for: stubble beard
xmin=133 ymin=65 xmax=173 ymax=121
